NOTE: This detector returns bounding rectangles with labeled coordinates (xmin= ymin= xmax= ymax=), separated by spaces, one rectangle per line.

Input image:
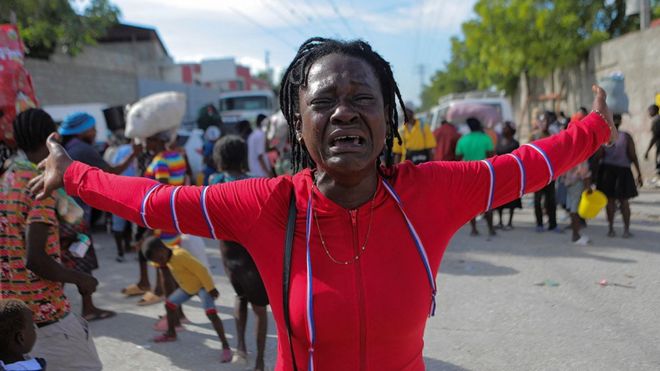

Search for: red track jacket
xmin=64 ymin=113 xmax=610 ymax=370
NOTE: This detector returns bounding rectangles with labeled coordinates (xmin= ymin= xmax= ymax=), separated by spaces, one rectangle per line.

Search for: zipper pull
xmin=349 ymin=209 xmax=358 ymax=227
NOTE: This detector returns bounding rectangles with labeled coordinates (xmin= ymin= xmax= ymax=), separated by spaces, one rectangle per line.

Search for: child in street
xmin=142 ymin=237 xmax=232 ymax=363
xmin=0 ymin=299 xmax=46 ymax=371
xmin=210 ymin=135 xmax=269 ymax=371
xmin=563 ymin=160 xmax=592 ymax=245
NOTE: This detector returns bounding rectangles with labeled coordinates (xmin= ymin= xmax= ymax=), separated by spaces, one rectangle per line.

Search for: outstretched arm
xmin=429 ymin=86 xmax=615 ymax=230
xmin=30 ymin=135 xmax=280 ymax=243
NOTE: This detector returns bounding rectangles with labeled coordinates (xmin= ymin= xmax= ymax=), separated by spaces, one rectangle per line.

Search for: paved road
xmin=68 ymin=191 xmax=660 ymax=370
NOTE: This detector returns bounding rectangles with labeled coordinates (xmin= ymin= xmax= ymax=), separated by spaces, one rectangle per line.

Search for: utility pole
xmin=627 ymin=0 xmax=651 ymax=30
xmin=417 ymin=64 xmax=425 ymax=103
xmin=640 ymin=0 xmax=650 ymax=30
xmin=264 ymin=50 xmax=272 ymax=86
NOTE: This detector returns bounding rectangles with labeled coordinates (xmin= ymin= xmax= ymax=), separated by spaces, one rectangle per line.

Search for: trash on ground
xmin=534 ymin=279 xmax=560 ymax=287
xmin=597 ymin=279 xmax=635 ymax=289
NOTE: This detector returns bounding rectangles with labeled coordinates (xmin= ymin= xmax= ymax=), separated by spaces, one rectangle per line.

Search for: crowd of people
xmin=0 ymin=35 xmax=657 ymax=370
xmin=400 ymin=104 xmax=657 ymax=245
xmin=1 ymin=109 xmax=274 ymax=370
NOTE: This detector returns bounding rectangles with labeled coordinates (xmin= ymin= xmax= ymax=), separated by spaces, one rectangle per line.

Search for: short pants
xmin=167 ymin=288 xmax=216 ymax=311
xmin=565 ymin=182 xmax=584 ymax=213
xmin=221 ymin=241 xmax=269 ymax=307
xmin=111 ymin=214 xmax=128 ymax=233
xmin=31 ymin=313 xmax=102 ymax=371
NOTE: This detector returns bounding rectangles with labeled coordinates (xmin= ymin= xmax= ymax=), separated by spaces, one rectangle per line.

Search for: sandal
xmin=121 ymin=284 xmax=147 ymax=297
xmin=221 ymin=348 xmax=233 ymax=363
xmin=231 ymin=350 xmax=248 ymax=366
xmin=138 ymin=291 xmax=164 ymax=306
xmin=152 ymin=333 xmax=177 ymax=343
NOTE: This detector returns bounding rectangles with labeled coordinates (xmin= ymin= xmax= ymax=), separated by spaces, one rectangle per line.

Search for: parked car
xmin=218 ymin=90 xmax=276 ymax=134
xmin=427 ymin=91 xmax=513 ymax=135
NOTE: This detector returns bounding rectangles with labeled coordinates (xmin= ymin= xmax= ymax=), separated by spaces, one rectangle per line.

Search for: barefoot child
xmin=142 ymin=237 xmax=232 ymax=362
xmin=0 ymin=299 xmax=46 ymax=370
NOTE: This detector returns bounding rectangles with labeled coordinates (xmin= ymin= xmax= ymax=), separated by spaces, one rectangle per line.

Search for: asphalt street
xmin=65 ymin=190 xmax=660 ymax=371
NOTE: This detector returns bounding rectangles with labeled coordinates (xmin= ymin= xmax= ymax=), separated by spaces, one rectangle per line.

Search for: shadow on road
xmin=447 ymin=219 xmax=655 ymax=263
xmin=440 ymin=258 xmax=519 ymax=277
xmin=90 ymin=303 xmax=277 ymax=371
xmin=424 ymin=357 xmax=470 ymax=370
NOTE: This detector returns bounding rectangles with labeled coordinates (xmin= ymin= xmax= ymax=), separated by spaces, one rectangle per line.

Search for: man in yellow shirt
xmin=393 ymin=107 xmax=436 ymax=164
xmin=143 ymin=237 xmax=233 ymax=363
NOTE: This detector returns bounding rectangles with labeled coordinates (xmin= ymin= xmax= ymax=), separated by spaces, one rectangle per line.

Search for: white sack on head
xmin=599 ymin=73 xmax=629 ymax=114
xmin=125 ymin=92 xmax=186 ymax=139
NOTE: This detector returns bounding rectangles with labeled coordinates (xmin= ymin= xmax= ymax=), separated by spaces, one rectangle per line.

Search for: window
xmin=220 ymin=96 xmax=269 ymax=111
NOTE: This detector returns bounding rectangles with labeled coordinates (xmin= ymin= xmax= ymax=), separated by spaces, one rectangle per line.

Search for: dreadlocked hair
xmin=279 ymin=37 xmax=406 ymax=173
xmin=13 ymin=108 xmax=57 ymax=153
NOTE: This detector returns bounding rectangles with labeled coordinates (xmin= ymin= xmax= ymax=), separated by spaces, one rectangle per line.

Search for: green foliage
xmin=461 ymin=0 xmax=616 ymax=94
xmin=0 ymin=0 xmax=120 ymax=59
xmin=422 ymin=0 xmax=639 ymax=101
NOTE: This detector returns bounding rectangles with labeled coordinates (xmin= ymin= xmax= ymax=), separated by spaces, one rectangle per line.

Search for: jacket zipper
xmin=350 ymin=209 xmax=367 ymax=371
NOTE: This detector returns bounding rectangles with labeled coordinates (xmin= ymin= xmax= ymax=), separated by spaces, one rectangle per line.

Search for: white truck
xmin=426 ymin=91 xmax=513 ymax=135
xmin=218 ymin=90 xmax=276 ymax=131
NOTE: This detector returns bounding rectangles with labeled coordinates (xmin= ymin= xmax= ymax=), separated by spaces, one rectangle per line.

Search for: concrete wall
xmin=26 ymin=57 xmax=138 ymax=107
xmin=513 ymin=26 xmax=660 ymax=178
xmin=25 ymin=40 xmax=176 ymax=109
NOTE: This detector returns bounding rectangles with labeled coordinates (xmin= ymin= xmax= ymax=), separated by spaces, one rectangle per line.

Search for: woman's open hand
xmin=591 ymin=84 xmax=618 ymax=145
xmin=28 ymin=133 xmax=74 ymax=200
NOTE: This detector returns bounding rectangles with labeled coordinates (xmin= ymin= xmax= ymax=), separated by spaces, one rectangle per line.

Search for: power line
xmin=259 ymin=0 xmax=309 ymax=39
xmin=228 ymin=7 xmax=297 ymax=50
xmin=345 ymin=0 xmax=373 ymax=41
xmin=286 ymin=0 xmax=338 ymax=37
xmin=417 ymin=64 xmax=426 ymax=88
xmin=326 ymin=0 xmax=357 ymax=38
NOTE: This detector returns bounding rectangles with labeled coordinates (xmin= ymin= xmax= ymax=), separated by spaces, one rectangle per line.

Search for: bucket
xmin=578 ymin=190 xmax=608 ymax=219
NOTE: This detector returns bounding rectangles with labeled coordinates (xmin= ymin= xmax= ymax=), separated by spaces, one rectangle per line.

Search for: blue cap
xmin=58 ymin=112 xmax=96 ymax=136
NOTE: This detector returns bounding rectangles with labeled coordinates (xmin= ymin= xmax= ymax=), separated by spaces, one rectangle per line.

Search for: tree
xmin=0 ymin=0 xmax=120 ymax=59
xmin=423 ymin=0 xmax=643 ymax=103
xmin=461 ymin=0 xmax=623 ymax=94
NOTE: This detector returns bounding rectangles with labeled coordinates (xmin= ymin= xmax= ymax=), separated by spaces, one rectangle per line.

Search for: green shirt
xmin=455 ymin=131 xmax=494 ymax=161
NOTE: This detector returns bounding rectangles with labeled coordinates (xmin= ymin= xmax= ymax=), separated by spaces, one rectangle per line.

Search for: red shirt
xmin=433 ymin=124 xmax=461 ymax=161
xmin=64 ymin=113 xmax=610 ymax=370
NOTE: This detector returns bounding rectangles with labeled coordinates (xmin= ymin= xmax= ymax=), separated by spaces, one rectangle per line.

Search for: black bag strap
xmin=283 ymin=189 xmax=298 ymax=371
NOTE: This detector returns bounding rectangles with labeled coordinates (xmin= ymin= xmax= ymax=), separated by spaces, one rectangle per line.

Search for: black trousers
xmin=534 ymin=181 xmax=557 ymax=229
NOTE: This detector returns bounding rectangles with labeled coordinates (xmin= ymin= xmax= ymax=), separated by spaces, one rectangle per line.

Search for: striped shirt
xmin=0 ymin=157 xmax=70 ymax=324
xmin=144 ymin=150 xmax=187 ymax=186
xmin=144 ymin=150 xmax=187 ymax=247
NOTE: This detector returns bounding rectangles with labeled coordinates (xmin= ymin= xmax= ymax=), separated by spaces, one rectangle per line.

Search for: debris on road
xmin=534 ymin=279 xmax=560 ymax=287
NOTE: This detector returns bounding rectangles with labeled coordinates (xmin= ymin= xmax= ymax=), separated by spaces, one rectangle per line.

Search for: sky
xmin=108 ymin=0 xmax=478 ymax=106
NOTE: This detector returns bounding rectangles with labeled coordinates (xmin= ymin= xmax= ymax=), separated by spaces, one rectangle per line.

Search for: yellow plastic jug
xmin=578 ymin=189 xmax=607 ymax=219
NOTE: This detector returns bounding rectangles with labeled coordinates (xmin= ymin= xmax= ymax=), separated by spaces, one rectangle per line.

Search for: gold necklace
xmin=312 ymin=188 xmax=377 ymax=265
